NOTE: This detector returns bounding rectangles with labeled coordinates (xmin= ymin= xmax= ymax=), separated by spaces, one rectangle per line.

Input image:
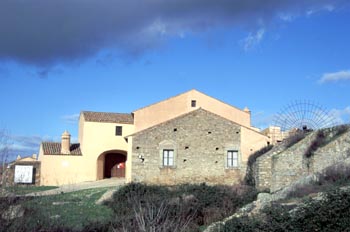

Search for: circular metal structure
xmin=273 ymin=100 xmax=340 ymax=133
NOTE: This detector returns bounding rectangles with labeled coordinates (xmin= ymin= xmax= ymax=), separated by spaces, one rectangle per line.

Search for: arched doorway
xmin=97 ymin=150 xmax=127 ymax=180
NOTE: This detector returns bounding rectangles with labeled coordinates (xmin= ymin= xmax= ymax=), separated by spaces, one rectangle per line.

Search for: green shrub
xmin=222 ymin=216 xmax=259 ymax=232
xmin=291 ymin=189 xmax=350 ymax=231
xmin=222 ymin=188 xmax=350 ymax=232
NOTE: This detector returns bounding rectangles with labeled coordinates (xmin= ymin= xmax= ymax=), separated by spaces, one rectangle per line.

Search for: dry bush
xmin=108 ymin=183 xmax=258 ymax=231
xmin=318 ymin=164 xmax=350 ymax=185
xmin=284 ymin=131 xmax=307 ymax=148
xmin=304 ymin=130 xmax=326 ymax=158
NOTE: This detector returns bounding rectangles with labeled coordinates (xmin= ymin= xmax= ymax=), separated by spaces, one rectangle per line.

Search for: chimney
xmin=61 ymin=131 xmax=71 ymax=154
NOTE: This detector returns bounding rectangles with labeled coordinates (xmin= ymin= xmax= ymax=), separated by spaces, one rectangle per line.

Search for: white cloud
xmin=318 ymin=70 xmax=350 ymax=84
xmin=278 ymin=13 xmax=295 ymax=22
xmin=330 ymin=106 xmax=350 ymax=124
xmin=241 ymin=28 xmax=265 ymax=51
xmin=307 ymin=4 xmax=335 ymax=16
xmin=61 ymin=113 xmax=80 ymax=124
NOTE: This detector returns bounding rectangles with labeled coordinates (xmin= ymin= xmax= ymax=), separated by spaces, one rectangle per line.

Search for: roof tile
xmin=42 ymin=142 xmax=82 ymax=155
xmin=82 ymin=111 xmax=134 ymax=124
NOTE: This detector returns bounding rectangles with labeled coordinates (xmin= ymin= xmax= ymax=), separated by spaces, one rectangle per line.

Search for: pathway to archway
xmin=25 ymin=178 xmax=125 ymax=196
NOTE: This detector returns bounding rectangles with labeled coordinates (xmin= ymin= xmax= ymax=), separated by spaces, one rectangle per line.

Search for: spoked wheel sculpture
xmin=273 ymin=100 xmax=340 ymax=139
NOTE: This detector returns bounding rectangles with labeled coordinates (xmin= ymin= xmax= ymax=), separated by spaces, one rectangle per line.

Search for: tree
xmin=0 ymin=128 xmax=10 ymax=189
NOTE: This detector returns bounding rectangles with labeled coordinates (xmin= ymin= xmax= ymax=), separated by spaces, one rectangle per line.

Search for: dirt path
xmin=26 ymin=178 xmax=125 ymax=196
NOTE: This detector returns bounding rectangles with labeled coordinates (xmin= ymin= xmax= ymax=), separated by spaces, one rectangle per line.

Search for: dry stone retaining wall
xmin=255 ymin=127 xmax=350 ymax=192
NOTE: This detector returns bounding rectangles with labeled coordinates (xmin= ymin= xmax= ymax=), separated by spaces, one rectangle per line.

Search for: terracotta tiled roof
xmin=42 ymin=142 xmax=82 ymax=155
xmin=82 ymin=111 xmax=134 ymax=124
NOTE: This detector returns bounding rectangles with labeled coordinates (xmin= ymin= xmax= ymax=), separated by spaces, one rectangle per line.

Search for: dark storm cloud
xmin=0 ymin=0 xmax=345 ymax=66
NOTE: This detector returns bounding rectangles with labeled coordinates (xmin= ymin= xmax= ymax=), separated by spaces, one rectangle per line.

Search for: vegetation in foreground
xmin=106 ymin=183 xmax=257 ymax=231
xmin=1 ymin=187 xmax=114 ymax=232
xmin=223 ymin=162 xmax=350 ymax=232
xmin=0 ymin=183 xmax=257 ymax=232
xmin=1 ymin=159 xmax=350 ymax=232
xmin=222 ymin=187 xmax=350 ymax=232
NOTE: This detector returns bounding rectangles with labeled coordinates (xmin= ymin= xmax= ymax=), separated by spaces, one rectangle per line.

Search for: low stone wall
xmin=254 ymin=145 xmax=288 ymax=190
xmin=311 ymin=133 xmax=350 ymax=173
xmin=270 ymin=129 xmax=350 ymax=192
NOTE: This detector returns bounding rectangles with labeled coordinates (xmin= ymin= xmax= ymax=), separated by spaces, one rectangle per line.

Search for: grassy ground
xmin=6 ymin=187 xmax=114 ymax=231
xmin=6 ymin=185 xmax=58 ymax=195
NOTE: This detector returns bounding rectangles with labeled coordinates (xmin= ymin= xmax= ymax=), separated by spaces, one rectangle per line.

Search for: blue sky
xmin=1 ymin=0 xmax=350 ymax=161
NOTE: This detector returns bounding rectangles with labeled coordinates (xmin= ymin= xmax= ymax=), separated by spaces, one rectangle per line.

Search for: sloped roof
xmin=133 ymin=89 xmax=248 ymax=114
xmin=42 ymin=142 xmax=82 ymax=155
xmin=81 ymin=111 xmax=134 ymax=124
xmin=127 ymin=108 xmax=268 ymax=138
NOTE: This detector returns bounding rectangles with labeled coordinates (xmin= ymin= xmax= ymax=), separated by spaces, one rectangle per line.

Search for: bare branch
xmin=0 ymin=128 xmax=11 ymax=189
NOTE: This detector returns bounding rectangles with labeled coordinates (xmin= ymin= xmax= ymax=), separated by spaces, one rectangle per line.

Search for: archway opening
xmin=97 ymin=151 xmax=127 ymax=180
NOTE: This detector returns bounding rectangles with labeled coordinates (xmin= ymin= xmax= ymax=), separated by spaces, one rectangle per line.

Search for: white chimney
xmin=61 ymin=131 xmax=71 ymax=154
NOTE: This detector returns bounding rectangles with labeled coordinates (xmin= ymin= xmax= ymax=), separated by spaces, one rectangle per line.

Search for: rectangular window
xmin=191 ymin=100 xmax=197 ymax=107
xmin=227 ymin=150 xmax=238 ymax=168
xmin=115 ymin=126 xmax=122 ymax=136
xmin=163 ymin=149 xmax=174 ymax=166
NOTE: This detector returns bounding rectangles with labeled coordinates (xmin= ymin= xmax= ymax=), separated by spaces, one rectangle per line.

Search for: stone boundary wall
xmin=254 ymin=145 xmax=287 ymax=190
xmin=4 ymin=161 xmax=41 ymax=186
xmin=311 ymin=131 xmax=350 ymax=173
xmin=255 ymin=127 xmax=350 ymax=192
xmin=270 ymin=133 xmax=316 ymax=192
xmin=271 ymin=129 xmax=350 ymax=192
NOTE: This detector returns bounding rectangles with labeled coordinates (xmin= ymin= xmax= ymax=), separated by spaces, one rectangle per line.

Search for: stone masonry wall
xmin=254 ymin=145 xmax=286 ymax=190
xmin=266 ymin=128 xmax=350 ymax=192
xmin=131 ymin=108 xmax=243 ymax=185
xmin=270 ymin=133 xmax=315 ymax=192
xmin=311 ymin=130 xmax=350 ymax=172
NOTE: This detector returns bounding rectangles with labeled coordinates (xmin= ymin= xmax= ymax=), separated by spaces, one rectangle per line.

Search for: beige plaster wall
xmin=39 ymin=151 xmax=90 ymax=186
xmin=133 ymin=90 xmax=251 ymax=132
xmin=240 ymin=127 xmax=270 ymax=165
xmin=80 ymin=120 xmax=134 ymax=182
xmin=39 ymin=120 xmax=134 ymax=186
xmin=78 ymin=114 xmax=85 ymax=150
xmin=80 ymin=121 xmax=134 ymax=157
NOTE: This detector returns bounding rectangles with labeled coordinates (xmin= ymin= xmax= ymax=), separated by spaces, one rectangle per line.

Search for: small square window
xmin=227 ymin=150 xmax=238 ymax=168
xmin=115 ymin=126 xmax=122 ymax=136
xmin=163 ymin=149 xmax=174 ymax=167
xmin=191 ymin=100 xmax=197 ymax=107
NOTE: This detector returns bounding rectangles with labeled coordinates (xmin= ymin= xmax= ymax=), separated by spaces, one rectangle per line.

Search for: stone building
xmin=39 ymin=89 xmax=269 ymax=186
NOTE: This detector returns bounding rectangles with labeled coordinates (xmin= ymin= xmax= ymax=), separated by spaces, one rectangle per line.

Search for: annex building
xmin=38 ymin=89 xmax=270 ymax=186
